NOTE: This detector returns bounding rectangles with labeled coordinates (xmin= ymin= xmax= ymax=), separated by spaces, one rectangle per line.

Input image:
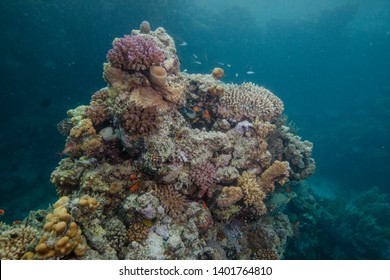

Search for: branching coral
xmin=151 ymin=185 xmax=188 ymax=219
xmin=122 ymin=103 xmax=159 ymax=135
xmin=127 ymin=222 xmax=151 ymax=243
xmin=219 ymin=82 xmax=284 ymax=122
xmin=190 ymin=162 xmax=217 ymax=198
xmin=258 ymin=160 xmax=290 ymax=193
xmin=107 ymin=35 xmax=165 ymax=71
xmin=0 ymin=226 xmax=38 ymax=260
xmin=238 ymin=171 xmax=266 ymax=216
xmin=86 ymin=104 xmax=110 ymax=126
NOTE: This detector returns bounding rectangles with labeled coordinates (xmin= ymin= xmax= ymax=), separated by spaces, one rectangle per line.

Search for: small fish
xmin=226 ymin=64 xmax=231 ymax=68
xmin=246 ymin=71 xmax=255 ymax=75
xmin=129 ymin=182 xmax=139 ymax=192
xmin=235 ymin=73 xmax=239 ymax=78
xmin=0 ymin=209 xmax=4 ymax=216
xmin=12 ymin=220 xmax=21 ymax=226
xmin=193 ymin=60 xmax=202 ymax=65
xmin=217 ymin=62 xmax=224 ymax=66
xmin=129 ymin=172 xmax=137 ymax=181
xmin=178 ymin=41 xmax=187 ymax=46
xmin=57 ymin=142 xmax=76 ymax=157
xmin=192 ymin=54 xmax=198 ymax=59
xmin=183 ymin=69 xmax=188 ymax=72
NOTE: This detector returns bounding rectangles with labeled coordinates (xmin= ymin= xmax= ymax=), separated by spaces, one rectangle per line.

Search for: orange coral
xmin=212 ymin=67 xmax=224 ymax=79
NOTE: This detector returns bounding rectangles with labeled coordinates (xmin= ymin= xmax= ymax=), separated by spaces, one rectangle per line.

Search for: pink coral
xmin=190 ymin=162 xmax=217 ymax=198
xmin=106 ymin=35 xmax=165 ymax=71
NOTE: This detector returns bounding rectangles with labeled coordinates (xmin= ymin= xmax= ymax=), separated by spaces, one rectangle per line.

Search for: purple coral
xmin=190 ymin=162 xmax=216 ymax=198
xmin=106 ymin=35 xmax=165 ymax=71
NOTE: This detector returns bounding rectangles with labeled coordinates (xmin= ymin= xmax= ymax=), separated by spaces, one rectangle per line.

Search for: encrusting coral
xmin=0 ymin=22 xmax=316 ymax=260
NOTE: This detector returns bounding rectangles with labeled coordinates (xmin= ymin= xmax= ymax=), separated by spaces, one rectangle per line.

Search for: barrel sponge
xmin=107 ymin=35 xmax=165 ymax=71
xmin=219 ymin=82 xmax=284 ymax=122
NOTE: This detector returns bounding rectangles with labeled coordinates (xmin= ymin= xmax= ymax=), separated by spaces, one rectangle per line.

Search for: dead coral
xmin=103 ymin=63 xmax=148 ymax=91
xmin=216 ymin=186 xmax=244 ymax=208
xmin=254 ymin=118 xmax=275 ymax=168
xmin=130 ymin=86 xmax=174 ymax=111
xmin=122 ymin=103 xmax=159 ymax=135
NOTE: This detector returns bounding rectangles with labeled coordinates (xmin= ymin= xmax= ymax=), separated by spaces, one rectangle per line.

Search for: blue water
xmin=0 ymin=0 xmax=389 ymax=259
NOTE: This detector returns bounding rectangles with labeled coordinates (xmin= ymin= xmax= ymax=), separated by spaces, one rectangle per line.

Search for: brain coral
xmin=107 ymin=35 xmax=165 ymax=71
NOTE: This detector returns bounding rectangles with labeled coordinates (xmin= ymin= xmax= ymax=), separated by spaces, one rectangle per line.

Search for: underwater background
xmin=0 ymin=0 xmax=389 ymax=259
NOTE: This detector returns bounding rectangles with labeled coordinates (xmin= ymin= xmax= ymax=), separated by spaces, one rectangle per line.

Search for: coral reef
xmin=107 ymin=35 xmax=164 ymax=71
xmin=0 ymin=23 xmax=315 ymax=260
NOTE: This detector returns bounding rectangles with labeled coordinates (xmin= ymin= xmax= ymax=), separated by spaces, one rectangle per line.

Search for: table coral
xmin=219 ymin=82 xmax=284 ymax=122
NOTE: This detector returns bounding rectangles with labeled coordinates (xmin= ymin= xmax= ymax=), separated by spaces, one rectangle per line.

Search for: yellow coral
xmin=69 ymin=118 xmax=96 ymax=140
xmin=79 ymin=195 xmax=100 ymax=210
xmin=258 ymin=160 xmax=290 ymax=193
xmin=0 ymin=226 xmax=38 ymax=260
xmin=127 ymin=222 xmax=151 ymax=243
xmin=238 ymin=171 xmax=266 ymax=216
xmin=35 ymin=196 xmax=88 ymax=259
xmin=212 ymin=67 xmax=224 ymax=79
xmin=216 ymin=186 xmax=243 ymax=207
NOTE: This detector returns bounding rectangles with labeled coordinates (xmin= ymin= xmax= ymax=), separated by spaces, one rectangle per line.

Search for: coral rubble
xmin=0 ymin=23 xmax=315 ymax=260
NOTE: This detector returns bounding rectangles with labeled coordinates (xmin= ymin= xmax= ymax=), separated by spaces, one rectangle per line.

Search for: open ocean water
xmin=0 ymin=0 xmax=389 ymax=259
